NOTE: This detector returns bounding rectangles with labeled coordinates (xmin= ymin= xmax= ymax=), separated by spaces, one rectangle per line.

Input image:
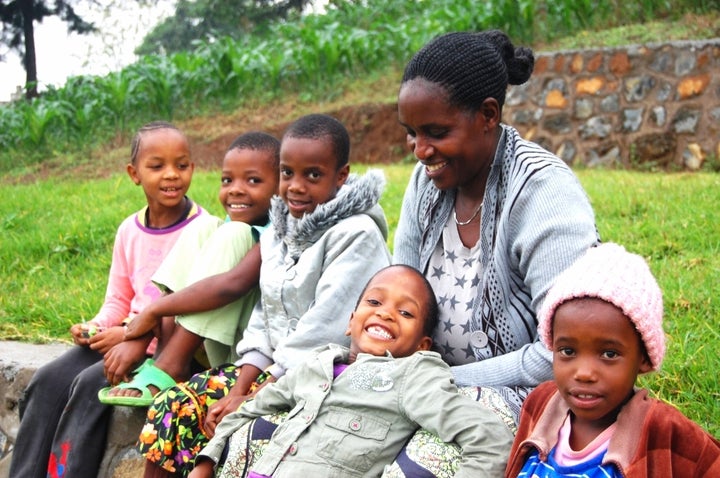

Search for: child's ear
xmin=126 ymin=163 xmax=141 ymax=185
xmin=638 ymin=354 xmax=653 ymax=374
xmin=336 ymin=164 xmax=350 ymax=188
xmin=345 ymin=313 xmax=354 ymax=337
xmin=417 ymin=336 xmax=432 ymax=351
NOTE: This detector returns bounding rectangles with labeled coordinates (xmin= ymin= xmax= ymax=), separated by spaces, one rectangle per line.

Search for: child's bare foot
xmin=107 ymin=383 xmax=161 ymax=399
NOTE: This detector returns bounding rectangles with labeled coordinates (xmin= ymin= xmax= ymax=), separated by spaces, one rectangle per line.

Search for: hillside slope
xmin=8 ymin=11 xmax=718 ymax=184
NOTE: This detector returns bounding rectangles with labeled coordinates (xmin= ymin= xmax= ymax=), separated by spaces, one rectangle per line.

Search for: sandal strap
xmin=114 ymin=358 xmax=177 ymax=393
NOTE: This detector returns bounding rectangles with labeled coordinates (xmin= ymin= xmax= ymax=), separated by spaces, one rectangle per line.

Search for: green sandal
xmin=98 ymin=358 xmax=177 ymax=407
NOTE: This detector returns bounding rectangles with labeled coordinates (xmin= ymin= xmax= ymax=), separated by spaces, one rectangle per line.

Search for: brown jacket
xmin=505 ymin=381 xmax=720 ymax=477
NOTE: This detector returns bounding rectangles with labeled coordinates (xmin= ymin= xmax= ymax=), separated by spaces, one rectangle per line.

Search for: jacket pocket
xmin=316 ymin=406 xmax=391 ymax=472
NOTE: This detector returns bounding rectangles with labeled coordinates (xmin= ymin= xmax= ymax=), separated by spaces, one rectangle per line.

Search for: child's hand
xmin=124 ymin=309 xmax=161 ymax=340
xmin=205 ymin=393 xmax=247 ymax=438
xmin=205 ymin=388 xmax=259 ymax=438
xmin=102 ymin=338 xmax=150 ymax=385
xmin=204 ymin=365 xmax=264 ymax=437
xmin=188 ymin=458 xmax=215 ymax=478
xmin=70 ymin=322 xmax=111 ymax=347
xmin=88 ymin=326 xmax=124 ymax=355
xmin=70 ymin=323 xmax=91 ymax=346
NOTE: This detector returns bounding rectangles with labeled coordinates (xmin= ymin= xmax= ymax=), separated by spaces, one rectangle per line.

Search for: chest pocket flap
xmin=324 ymin=406 xmax=390 ymax=441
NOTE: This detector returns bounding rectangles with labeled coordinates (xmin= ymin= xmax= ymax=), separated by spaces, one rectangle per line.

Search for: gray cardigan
xmin=202 ymin=344 xmax=514 ymax=477
xmin=393 ymin=125 xmax=599 ymax=390
xmin=236 ymin=170 xmax=392 ymax=378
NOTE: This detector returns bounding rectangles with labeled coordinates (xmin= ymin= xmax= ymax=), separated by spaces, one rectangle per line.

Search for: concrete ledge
xmin=0 ymin=341 xmax=146 ymax=478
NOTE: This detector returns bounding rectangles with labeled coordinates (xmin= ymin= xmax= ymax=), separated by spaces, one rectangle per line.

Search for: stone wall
xmin=504 ymin=39 xmax=720 ymax=170
xmin=0 ymin=341 xmax=145 ymax=478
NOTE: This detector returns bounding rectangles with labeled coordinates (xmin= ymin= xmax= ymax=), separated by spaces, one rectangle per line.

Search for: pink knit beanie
xmin=537 ymin=243 xmax=665 ymax=370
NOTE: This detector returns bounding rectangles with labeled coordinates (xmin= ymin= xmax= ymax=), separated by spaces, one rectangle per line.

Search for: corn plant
xmin=133 ymin=56 xmax=181 ymax=121
xmin=97 ymin=70 xmax=140 ymax=137
xmin=0 ymin=0 xmax=714 ymax=173
xmin=22 ymin=100 xmax=61 ymax=149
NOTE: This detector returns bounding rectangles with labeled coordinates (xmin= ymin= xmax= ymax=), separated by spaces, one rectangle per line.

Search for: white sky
xmin=0 ymin=1 xmax=330 ymax=103
xmin=0 ymin=1 xmax=177 ymax=102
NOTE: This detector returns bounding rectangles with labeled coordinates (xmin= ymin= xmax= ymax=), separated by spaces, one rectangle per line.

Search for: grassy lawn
xmin=1 ymin=164 xmax=718 ymax=436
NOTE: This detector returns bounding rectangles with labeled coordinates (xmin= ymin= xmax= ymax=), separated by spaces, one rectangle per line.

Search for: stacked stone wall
xmin=0 ymin=342 xmax=145 ymax=477
xmin=504 ymin=39 xmax=720 ymax=169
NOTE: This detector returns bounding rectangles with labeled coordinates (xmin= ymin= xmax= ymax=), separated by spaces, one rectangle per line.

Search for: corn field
xmin=0 ymin=0 xmax=711 ymax=171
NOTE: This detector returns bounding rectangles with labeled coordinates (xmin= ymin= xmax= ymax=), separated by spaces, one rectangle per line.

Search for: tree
xmin=136 ymin=0 xmax=311 ymax=56
xmin=0 ymin=0 xmax=97 ymax=99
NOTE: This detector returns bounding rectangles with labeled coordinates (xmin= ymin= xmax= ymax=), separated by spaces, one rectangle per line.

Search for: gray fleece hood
xmin=270 ymin=169 xmax=388 ymax=260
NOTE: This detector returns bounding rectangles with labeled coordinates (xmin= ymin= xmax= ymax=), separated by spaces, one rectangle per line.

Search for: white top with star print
xmin=427 ymin=213 xmax=483 ymax=365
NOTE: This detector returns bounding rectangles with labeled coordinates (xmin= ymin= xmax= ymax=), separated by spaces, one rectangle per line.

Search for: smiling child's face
xmin=278 ymin=136 xmax=349 ymax=219
xmin=552 ymin=298 xmax=652 ymax=433
xmin=127 ymin=127 xmax=193 ymax=213
xmin=219 ymin=147 xmax=278 ymax=225
xmin=346 ymin=267 xmax=432 ymax=362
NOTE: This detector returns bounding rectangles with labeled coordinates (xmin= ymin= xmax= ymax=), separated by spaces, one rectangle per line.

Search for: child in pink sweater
xmin=9 ymin=121 xmax=215 ymax=478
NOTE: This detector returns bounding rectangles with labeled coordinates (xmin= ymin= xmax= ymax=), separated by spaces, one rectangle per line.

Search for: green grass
xmin=2 ymin=165 xmax=719 ymax=436
xmin=575 ymin=170 xmax=720 ymax=436
xmin=538 ymin=11 xmax=719 ymax=50
xmin=0 ymin=172 xmax=225 ymax=341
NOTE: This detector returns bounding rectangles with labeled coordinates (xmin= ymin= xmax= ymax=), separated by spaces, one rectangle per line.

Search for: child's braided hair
xmin=129 ymin=121 xmax=182 ymax=165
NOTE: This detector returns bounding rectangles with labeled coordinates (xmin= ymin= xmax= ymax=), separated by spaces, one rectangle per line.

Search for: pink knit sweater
xmin=90 ymin=204 xmax=209 ymax=353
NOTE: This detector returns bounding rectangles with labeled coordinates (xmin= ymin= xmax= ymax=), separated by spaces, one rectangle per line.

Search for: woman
xmin=389 ymin=30 xmax=599 ymax=476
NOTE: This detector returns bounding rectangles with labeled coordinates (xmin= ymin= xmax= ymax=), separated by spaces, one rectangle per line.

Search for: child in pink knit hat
xmin=505 ymin=243 xmax=720 ymax=477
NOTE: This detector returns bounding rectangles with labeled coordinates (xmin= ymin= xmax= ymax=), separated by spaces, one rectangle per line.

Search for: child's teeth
xmin=368 ymin=326 xmax=392 ymax=339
